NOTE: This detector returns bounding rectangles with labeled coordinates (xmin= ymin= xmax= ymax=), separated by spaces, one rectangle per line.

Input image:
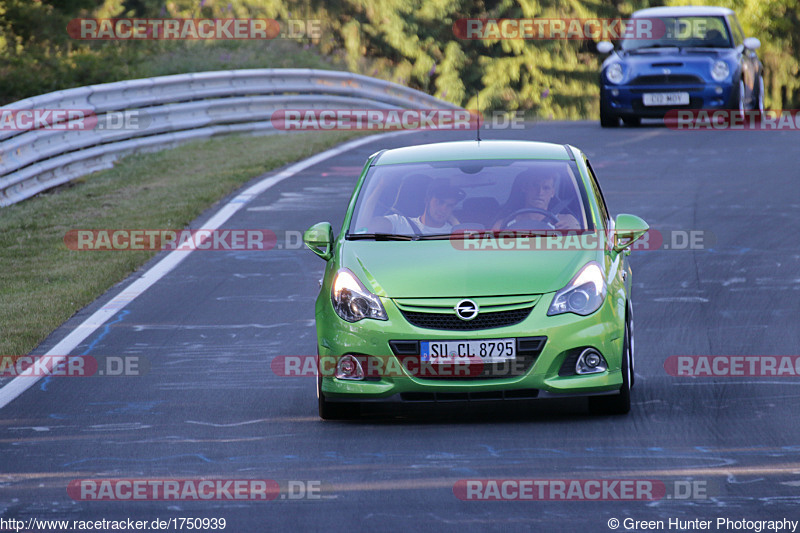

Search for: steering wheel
xmin=500 ymin=207 xmax=560 ymax=229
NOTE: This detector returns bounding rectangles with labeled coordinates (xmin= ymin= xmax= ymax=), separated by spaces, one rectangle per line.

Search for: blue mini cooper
xmin=597 ymin=6 xmax=764 ymax=127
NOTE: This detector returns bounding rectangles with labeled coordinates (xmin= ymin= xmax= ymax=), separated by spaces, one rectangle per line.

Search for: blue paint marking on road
xmin=40 ymin=310 xmax=130 ymax=392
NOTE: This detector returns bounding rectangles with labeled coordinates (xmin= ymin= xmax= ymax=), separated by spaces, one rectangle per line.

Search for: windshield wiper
xmin=346 ymin=233 xmax=416 ymax=241
xmin=415 ymin=233 xmax=455 ymax=240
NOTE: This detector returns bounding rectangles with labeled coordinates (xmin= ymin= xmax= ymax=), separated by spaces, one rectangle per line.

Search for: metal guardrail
xmin=0 ymin=69 xmax=460 ymax=206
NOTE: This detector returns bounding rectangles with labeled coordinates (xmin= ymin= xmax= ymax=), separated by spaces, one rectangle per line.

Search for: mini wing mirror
xmin=613 ymin=214 xmax=649 ymax=253
xmin=597 ymin=41 xmax=614 ymax=54
xmin=303 ymin=222 xmax=334 ymax=260
xmin=743 ymin=37 xmax=761 ymax=50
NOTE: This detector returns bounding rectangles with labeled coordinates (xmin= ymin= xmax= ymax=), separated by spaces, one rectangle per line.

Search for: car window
xmin=622 ymin=16 xmax=732 ymax=50
xmin=727 ymin=15 xmax=744 ymax=47
xmin=583 ymin=158 xmax=611 ymax=230
xmin=348 ymin=159 xmax=592 ymax=236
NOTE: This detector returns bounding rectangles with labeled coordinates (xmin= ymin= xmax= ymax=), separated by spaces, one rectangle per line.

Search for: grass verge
xmin=0 ymin=130 xmax=363 ymax=356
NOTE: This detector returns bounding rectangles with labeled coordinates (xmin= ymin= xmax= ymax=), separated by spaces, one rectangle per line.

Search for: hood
xmin=605 ymin=48 xmax=738 ymax=81
xmin=340 ymin=240 xmax=601 ymax=298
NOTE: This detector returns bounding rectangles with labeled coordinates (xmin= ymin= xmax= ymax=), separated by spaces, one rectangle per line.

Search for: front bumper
xmin=316 ymin=293 xmax=625 ymax=402
xmin=602 ymin=82 xmax=734 ymax=118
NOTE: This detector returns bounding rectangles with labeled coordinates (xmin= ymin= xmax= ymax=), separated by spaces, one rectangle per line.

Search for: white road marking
xmin=0 ymin=130 xmax=413 ymax=409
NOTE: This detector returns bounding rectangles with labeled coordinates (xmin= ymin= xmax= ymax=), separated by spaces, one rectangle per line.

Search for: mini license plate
xmin=643 ymin=92 xmax=690 ymax=106
xmin=420 ymin=339 xmax=516 ymax=364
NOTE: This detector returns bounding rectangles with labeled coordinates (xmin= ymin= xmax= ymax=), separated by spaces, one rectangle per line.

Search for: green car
xmin=304 ymin=140 xmax=648 ymax=419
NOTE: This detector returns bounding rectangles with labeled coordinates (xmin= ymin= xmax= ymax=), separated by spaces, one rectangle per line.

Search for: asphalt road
xmin=2 ymin=122 xmax=799 ymax=532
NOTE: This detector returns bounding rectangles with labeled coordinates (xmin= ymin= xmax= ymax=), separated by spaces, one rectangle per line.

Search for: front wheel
xmin=600 ymin=93 xmax=619 ymax=128
xmin=600 ymin=107 xmax=619 ymax=128
xmin=755 ymin=74 xmax=765 ymax=114
xmin=588 ymin=317 xmax=632 ymax=415
xmin=318 ymin=376 xmax=360 ymax=420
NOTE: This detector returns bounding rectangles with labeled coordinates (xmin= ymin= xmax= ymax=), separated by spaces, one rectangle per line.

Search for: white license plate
xmin=643 ymin=92 xmax=690 ymax=106
xmin=420 ymin=339 xmax=516 ymax=364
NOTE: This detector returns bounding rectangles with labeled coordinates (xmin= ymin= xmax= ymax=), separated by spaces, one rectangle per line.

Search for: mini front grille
xmin=400 ymin=307 xmax=532 ymax=331
xmin=630 ymin=74 xmax=705 ymax=85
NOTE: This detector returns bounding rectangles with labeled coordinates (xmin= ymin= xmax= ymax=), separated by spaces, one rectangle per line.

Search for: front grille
xmin=388 ymin=337 xmax=546 ymax=380
xmin=630 ymin=74 xmax=704 ymax=85
xmin=400 ymin=307 xmax=532 ymax=331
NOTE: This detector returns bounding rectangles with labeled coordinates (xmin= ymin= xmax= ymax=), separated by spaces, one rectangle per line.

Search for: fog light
xmin=335 ymin=354 xmax=365 ymax=380
xmin=714 ymin=86 xmax=723 ymax=95
xmin=611 ymin=89 xmax=620 ymax=97
xmin=575 ymin=349 xmax=608 ymax=375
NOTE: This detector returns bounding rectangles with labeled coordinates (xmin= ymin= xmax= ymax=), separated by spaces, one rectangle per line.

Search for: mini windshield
xmin=348 ymin=159 xmax=591 ymax=238
xmin=622 ymin=16 xmax=732 ymax=51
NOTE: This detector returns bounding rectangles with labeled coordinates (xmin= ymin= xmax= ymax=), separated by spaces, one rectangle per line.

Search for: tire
xmin=600 ymin=93 xmax=619 ymax=128
xmin=730 ymin=79 xmax=746 ymax=116
xmin=622 ymin=116 xmax=641 ymax=127
xmin=589 ymin=316 xmax=632 ymax=415
xmin=318 ymin=376 xmax=360 ymax=420
xmin=755 ymin=74 xmax=765 ymax=114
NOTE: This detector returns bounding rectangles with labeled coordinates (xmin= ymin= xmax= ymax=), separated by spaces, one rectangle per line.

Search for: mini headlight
xmin=711 ymin=60 xmax=730 ymax=82
xmin=547 ymin=262 xmax=607 ymax=316
xmin=331 ymin=269 xmax=388 ymax=322
xmin=606 ymin=64 xmax=624 ymax=84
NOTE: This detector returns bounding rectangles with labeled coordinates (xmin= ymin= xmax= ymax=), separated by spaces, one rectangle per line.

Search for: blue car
xmin=597 ymin=6 xmax=764 ymax=127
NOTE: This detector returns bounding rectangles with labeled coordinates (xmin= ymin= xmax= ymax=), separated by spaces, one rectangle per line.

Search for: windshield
xmin=347 ymin=159 xmax=591 ymax=239
xmin=622 ymin=16 xmax=732 ymax=51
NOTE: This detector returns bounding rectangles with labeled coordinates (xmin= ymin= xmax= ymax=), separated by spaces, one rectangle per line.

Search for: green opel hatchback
xmin=304 ymin=140 xmax=648 ymax=419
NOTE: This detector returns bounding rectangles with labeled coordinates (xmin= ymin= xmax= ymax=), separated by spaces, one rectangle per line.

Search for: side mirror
xmin=596 ymin=41 xmax=614 ymax=54
xmin=613 ymin=214 xmax=649 ymax=253
xmin=303 ymin=222 xmax=334 ymax=260
xmin=743 ymin=37 xmax=761 ymax=50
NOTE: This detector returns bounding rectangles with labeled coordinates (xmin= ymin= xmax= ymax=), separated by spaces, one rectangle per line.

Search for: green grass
xmin=0 ymin=130 xmax=363 ymax=357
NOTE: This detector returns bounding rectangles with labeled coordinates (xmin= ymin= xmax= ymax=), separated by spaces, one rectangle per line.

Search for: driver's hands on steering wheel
xmin=553 ymin=214 xmax=579 ymax=229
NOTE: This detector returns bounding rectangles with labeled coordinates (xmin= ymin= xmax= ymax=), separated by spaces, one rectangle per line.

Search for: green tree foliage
xmin=1 ymin=0 xmax=798 ymax=114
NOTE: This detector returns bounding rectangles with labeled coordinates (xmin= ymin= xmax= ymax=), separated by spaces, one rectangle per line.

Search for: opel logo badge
xmin=662 ymin=68 xmax=671 ymax=75
xmin=455 ymin=299 xmax=479 ymax=321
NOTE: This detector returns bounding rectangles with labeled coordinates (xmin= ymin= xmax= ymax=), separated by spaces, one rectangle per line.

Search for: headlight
xmin=547 ymin=262 xmax=607 ymax=316
xmin=606 ymin=64 xmax=624 ymax=84
xmin=331 ymin=269 xmax=388 ymax=322
xmin=710 ymin=60 xmax=730 ymax=82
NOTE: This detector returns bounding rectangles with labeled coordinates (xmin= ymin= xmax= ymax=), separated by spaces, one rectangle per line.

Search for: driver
xmin=492 ymin=169 xmax=579 ymax=230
